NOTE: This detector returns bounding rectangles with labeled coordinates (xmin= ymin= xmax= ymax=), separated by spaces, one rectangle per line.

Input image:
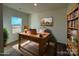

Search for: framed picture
xmin=41 ymin=17 xmax=53 ymax=26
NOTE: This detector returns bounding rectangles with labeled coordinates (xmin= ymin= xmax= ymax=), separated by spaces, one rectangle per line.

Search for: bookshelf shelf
xmin=67 ymin=3 xmax=79 ymax=56
xmin=68 ymin=27 xmax=78 ymax=30
xmin=68 ymin=17 xmax=78 ymax=22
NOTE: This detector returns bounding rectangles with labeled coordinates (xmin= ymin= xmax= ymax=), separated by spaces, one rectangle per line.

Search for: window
xmin=11 ymin=16 xmax=22 ymax=33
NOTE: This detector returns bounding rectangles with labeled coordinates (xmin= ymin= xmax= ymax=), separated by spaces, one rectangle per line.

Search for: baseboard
xmin=57 ymin=42 xmax=66 ymax=45
xmin=6 ymin=39 xmax=28 ymax=47
xmin=6 ymin=40 xmax=18 ymax=47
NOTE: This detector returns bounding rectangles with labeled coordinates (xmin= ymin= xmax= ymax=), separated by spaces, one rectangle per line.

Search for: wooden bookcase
xmin=67 ymin=3 xmax=79 ymax=55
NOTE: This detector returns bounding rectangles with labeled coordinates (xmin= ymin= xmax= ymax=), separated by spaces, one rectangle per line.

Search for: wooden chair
xmin=44 ymin=29 xmax=57 ymax=55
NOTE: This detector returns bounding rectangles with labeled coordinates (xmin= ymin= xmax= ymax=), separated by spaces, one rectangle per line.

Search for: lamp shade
xmin=24 ymin=26 xmax=28 ymax=29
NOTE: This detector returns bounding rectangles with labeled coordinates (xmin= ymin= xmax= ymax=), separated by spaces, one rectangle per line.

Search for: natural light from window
xmin=11 ymin=16 xmax=22 ymax=33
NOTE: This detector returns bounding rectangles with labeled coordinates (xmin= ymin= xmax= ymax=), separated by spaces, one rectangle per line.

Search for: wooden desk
xmin=18 ymin=31 xmax=50 ymax=55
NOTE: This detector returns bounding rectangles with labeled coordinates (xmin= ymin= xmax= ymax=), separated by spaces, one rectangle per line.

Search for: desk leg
xmin=18 ymin=35 xmax=21 ymax=49
xmin=39 ymin=43 xmax=44 ymax=56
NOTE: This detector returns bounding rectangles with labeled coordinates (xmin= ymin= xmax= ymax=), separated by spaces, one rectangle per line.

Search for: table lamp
xmin=24 ymin=26 xmax=28 ymax=33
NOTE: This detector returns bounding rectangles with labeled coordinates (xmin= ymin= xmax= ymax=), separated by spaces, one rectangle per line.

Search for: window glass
xmin=11 ymin=16 xmax=22 ymax=33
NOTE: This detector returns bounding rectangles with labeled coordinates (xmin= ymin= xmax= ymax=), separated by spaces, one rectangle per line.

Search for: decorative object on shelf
xmin=41 ymin=17 xmax=53 ymax=26
xmin=71 ymin=30 xmax=78 ymax=46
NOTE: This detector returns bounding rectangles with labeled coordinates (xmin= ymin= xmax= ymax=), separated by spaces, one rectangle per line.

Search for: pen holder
xmin=39 ymin=34 xmax=43 ymax=37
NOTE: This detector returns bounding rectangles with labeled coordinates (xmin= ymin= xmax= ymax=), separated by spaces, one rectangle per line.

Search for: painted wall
xmin=3 ymin=6 xmax=29 ymax=44
xmin=29 ymin=13 xmax=40 ymax=31
xmin=30 ymin=8 xmax=67 ymax=44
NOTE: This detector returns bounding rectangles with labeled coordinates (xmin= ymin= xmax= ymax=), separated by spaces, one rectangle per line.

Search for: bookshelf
xmin=67 ymin=3 xmax=79 ymax=55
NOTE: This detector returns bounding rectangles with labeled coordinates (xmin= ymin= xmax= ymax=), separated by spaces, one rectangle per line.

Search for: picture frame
xmin=41 ymin=17 xmax=53 ymax=26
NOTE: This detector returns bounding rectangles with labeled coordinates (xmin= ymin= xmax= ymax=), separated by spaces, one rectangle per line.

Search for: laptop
xmin=30 ymin=29 xmax=37 ymax=35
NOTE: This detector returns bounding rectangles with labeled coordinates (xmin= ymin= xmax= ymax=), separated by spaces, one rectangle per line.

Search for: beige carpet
xmin=12 ymin=40 xmax=39 ymax=56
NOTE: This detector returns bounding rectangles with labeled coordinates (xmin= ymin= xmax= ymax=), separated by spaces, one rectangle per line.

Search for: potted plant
xmin=3 ymin=28 xmax=8 ymax=46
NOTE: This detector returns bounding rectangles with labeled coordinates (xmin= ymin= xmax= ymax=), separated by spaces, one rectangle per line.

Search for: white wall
xmin=29 ymin=13 xmax=40 ymax=31
xmin=3 ymin=6 xmax=29 ymax=44
xmin=30 ymin=8 xmax=67 ymax=44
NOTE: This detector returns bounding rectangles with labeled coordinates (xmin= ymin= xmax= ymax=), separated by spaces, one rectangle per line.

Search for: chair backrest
xmin=44 ymin=29 xmax=57 ymax=42
xmin=44 ymin=29 xmax=52 ymax=35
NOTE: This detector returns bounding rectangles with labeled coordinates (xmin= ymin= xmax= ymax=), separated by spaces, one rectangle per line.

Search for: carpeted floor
xmin=4 ymin=41 xmax=69 ymax=56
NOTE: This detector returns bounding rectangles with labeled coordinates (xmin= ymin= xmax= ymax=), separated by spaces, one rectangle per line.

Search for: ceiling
xmin=3 ymin=3 xmax=68 ymax=14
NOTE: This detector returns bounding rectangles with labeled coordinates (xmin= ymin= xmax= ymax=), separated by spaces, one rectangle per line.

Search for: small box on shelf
xmin=71 ymin=12 xmax=75 ymax=20
xmin=75 ymin=10 xmax=79 ymax=17
xmin=67 ymin=15 xmax=71 ymax=20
